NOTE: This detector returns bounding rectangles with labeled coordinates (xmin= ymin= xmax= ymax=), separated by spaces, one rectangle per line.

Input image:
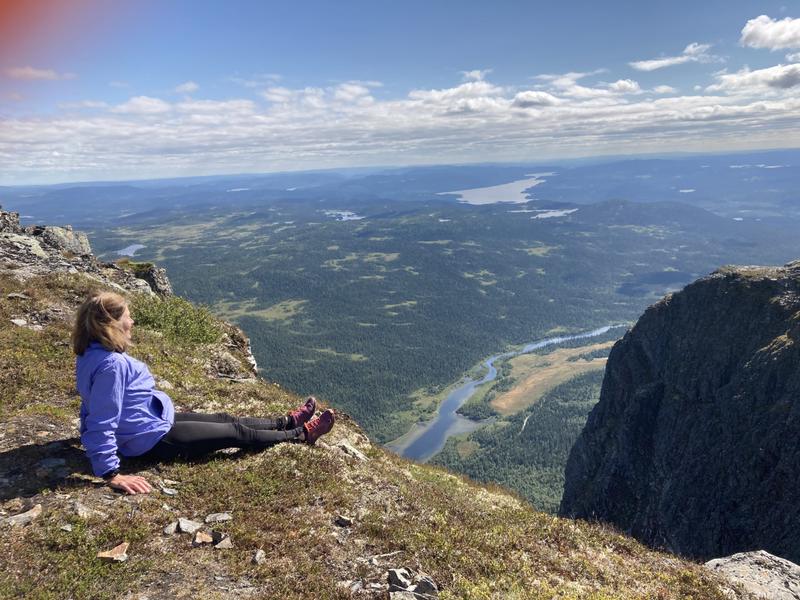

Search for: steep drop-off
xmin=561 ymin=261 xmax=800 ymax=563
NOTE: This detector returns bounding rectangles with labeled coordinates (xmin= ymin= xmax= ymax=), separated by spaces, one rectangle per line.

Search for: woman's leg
xmin=175 ymin=411 xmax=289 ymax=430
xmin=172 ymin=396 xmax=316 ymax=431
xmin=146 ymin=419 xmax=304 ymax=461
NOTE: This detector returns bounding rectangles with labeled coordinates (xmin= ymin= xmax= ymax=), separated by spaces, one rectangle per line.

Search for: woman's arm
xmin=81 ymin=358 xmax=126 ymax=477
xmin=82 ymin=358 xmax=151 ymax=493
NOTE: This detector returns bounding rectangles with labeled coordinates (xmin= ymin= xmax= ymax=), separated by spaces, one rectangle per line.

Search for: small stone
xmin=338 ymin=442 xmax=368 ymax=461
xmin=162 ymin=479 xmax=179 ymax=486
xmin=160 ymin=487 xmax=178 ymax=496
xmin=193 ymin=531 xmax=213 ymax=546
xmin=388 ymin=568 xmax=413 ymax=590
xmin=177 ymin=518 xmax=203 ymax=534
xmin=163 ymin=521 xmax=178 ymax=535
xmin=10 ymin=318 xmax=27 ymax=327
xmin=389 ymin=592 xmax=417 ymax=600
xmin=334 ymin=514 xmax=353 ymax=527
xmin=252 ymin=549 xmax=267 ymax=565
xmin=214 ymin=536 xmax=234 ymax=550
xmin=60 ymin=523 xmax=73 ymax=532
xmin=210 ymin=530 xmax=226 ymax=544
xmin=205 ymin=512 xmax=232 ymax=523
xmin=161 ymin=503 xmax=172 ymax=511
xmin=412 ymin=575 xmax=439 ymax=597
xmin=3 ymin=504 xmax=42 ymax=527
xmin=6 ymin=293 xmax=30 ymax=300
xmin=97 ymin=542 xmax=129 ymax=562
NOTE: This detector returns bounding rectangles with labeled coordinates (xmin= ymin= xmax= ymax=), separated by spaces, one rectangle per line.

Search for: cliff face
xmin=561 ymin=261 xmax=800 ymax=563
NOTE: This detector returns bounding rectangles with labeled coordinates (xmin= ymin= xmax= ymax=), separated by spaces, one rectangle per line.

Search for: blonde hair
xmin=72 ymin=292 xmax=130 ymax=355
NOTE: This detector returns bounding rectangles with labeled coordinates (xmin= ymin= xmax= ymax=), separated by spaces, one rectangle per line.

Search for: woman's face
xmin=120 ymin=305 xmax=134 ymax=342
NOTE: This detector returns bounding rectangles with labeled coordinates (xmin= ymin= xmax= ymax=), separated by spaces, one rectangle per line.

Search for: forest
xmin=432 ymin=370 xmax=605 ymax=513
xmin=85 ymin=190 xmax=798 ymax=443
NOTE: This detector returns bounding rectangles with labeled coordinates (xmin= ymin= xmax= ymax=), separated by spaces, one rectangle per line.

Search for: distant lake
xmin=437 ymin=173 xmax=554 ymax=205
xmin=116 ymin=244 xmax=145 ymax=257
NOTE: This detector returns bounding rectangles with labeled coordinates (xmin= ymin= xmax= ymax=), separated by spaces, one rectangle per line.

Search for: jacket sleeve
xmin=81 ymin=358 xmax=126 ymax=477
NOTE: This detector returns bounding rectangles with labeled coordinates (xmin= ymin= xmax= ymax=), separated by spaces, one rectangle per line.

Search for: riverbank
xmin=385 ymin=325 xmax=627 ymax=462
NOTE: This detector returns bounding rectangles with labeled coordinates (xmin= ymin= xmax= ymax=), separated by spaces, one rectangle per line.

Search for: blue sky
xmin=1 ymin=1 xmax=799 ymax=184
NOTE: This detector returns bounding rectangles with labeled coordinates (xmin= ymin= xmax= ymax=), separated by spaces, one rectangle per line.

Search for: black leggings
xmin=142 ymin=412 xmax=304 ymax=461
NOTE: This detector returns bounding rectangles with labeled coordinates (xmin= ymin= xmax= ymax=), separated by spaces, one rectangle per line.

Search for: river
xmin=385 ymin=324 xmax=625 ymax=462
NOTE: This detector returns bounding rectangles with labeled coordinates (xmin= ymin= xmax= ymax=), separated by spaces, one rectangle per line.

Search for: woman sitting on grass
xmin=72 ymin=291 xmax=335 ymax=495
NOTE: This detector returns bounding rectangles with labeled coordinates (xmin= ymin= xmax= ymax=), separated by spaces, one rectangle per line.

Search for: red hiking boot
xmin=303 ymin=409 xmax=335 ymax=445
xmin=289 ymin=396 xmax=317 ymax=428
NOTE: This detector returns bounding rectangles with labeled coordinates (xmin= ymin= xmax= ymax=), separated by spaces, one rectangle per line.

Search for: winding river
xmin=386 ymin=324 xmax=625 ymax=462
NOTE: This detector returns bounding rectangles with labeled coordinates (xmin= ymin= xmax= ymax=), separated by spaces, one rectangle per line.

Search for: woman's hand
xmin=107 ymin=474 xmax=152 ymax=495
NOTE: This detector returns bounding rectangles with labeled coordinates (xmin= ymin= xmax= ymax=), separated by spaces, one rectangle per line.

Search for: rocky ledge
xmin=0 ymin=205 xmax=172 ymax=296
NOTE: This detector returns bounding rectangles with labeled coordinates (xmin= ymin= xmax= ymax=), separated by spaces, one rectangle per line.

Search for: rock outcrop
xmin=561 ymin=261 xmax=800 ymax=563
xmin=0 ymin=206 xmax=169 ymax=297
xmin=705 ymin=551 xmax=800 ymax=600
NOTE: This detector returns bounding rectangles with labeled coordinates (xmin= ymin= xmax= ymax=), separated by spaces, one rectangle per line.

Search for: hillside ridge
xmin=0 ymin=206 xmax=754 ymax=599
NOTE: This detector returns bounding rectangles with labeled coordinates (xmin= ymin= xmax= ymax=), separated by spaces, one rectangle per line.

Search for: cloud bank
xmin=2 ymin=16 xmax=800 ymax=184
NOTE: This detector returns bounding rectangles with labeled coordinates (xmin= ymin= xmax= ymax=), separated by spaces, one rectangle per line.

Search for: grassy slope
xmin=0 ymin=272 xmax=748 ymax=599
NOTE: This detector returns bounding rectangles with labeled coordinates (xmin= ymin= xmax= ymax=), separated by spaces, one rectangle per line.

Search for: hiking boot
xmin=289 ymin=396 xmax=317 ymax=428
xmin=303 ymin=409 xmax=335 ymax=445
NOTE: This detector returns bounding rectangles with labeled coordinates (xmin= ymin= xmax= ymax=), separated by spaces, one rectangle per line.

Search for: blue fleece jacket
xmin=76 ymin=341 xmax=175 ymax=477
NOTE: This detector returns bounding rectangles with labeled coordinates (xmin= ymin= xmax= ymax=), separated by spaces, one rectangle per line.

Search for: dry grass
xmin=490 ymin=342 xmax=614 ymax=416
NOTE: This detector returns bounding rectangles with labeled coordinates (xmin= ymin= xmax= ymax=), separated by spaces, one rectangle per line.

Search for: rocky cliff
xmin=561 ymin=261 xmax=800 ymax=564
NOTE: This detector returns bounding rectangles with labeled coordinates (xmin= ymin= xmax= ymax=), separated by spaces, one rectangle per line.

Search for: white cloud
xmin=176 ymin=99 xmax=255 ymax=114
xmin=741 ymin=15 xmax=800 ymax=50
xmin=629 ymin=43 xmax=718 ymax=71
xmin=787 ymin=52 xmax=800 ymax=62
xmin=333 ymin=83 xmax=373 ymax=103
xmin=111 ymin=96 xmax=172 ymax=114
xmin=535 ymin=70 xmax=618 ymax=99
xmin=707 ymin=63 xmax=800 ymax=92
xmin=608 ymin=79 xmax=641 ymax=94
xmin=174 ymin=81 xmax=199 ymax=94
xmin=512 ymin=91 xmax=561 ymax=108
xmin=261 ymin=86 xmax=294 ymax=103
xmin=4 ymin=66 xmax=76 ymax=80
xmin=461 ymin=69 xmax=492 ymax=81
xmin=408 ymin=80 xmax=506 ymax=107
xmin=653 ymin=85 xmax=677 ymax=94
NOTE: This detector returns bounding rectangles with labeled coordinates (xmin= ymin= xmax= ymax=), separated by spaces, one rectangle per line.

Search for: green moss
xmin=132 ymin=295 xmax=222 ymax=345
xmin=115 ymin=257 xmax=155 ymax=278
